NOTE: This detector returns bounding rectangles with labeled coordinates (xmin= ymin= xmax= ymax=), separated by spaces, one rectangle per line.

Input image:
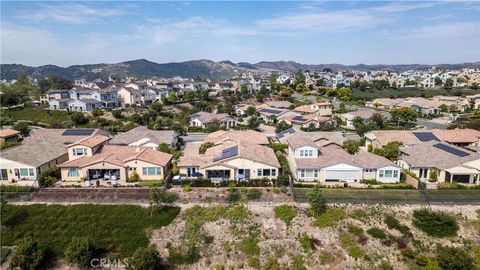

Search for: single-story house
xmin=365 ymin=130 xmax=440 ymax=149
xmin=190 ymin=112 xmax=236 ymax=129
xmin=397 ymin=141 xmax=480 ymax=184
xmin=0 ymin=128 xmax=20 ymax=143
xmin=339 ymin=109 xmax=389 ymax=128
xmin=109 ymin=126 xmax=178 ymax=149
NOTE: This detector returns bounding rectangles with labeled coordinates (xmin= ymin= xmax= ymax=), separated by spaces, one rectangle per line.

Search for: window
xmin=271 ymin=169 xmax=276 ymax=177
xmin=364 ymin=169 xmax=374 ymax=173
xmin=257 ymin=169 xmax=262 ymax=176
xmin=299 ymin=149 xmax=314 ymax=157
xmin=73 ymin=148 xmax=88 ymax=156
xmin=19 ymin=168 xmax=34 ymax=177
xmin=384 ymin=170 xmax=393 ymax=177
xmin=379 ymin=169 xmax=397 ymax=178
xmin=142 ymin=167 xmax=161 ymax=175
xmin=379 ymin=170 xmax=384 ymax=178
xmin=68 ymin=168 xmax=79 ymax=177
xmin=299 ymin=169 xmax=319 ymax=178
xmin=258 ymin=169 xmax=275 ymax=177
xmin=263 ymin=169 xmax=271 ymax=177
xmin=393 ymin=170 xmax=399 ymax=178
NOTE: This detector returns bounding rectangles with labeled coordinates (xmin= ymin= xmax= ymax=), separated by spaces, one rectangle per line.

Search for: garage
xmin=324 ymin=163 xmax=362 ymax=182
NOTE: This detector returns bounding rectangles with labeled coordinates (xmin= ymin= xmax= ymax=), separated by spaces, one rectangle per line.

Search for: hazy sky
xmin=1 ymin=1 xmax=479 ymax=66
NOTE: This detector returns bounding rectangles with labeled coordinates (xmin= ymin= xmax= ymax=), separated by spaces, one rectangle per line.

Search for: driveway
xmin=416 ymin=118 xmax=450 ymax=130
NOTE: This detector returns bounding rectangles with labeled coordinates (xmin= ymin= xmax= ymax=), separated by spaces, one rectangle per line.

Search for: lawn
xmin=294 ymin=188 xmax=422 ymax=203
xmin=426 ymin=189 xmax=480 ymax=203
xmin=139 ymin=180 xmax=164 ymax=187
xmin=351 ymin=87 xmax=477 ymax=100
xmin=1 ymin=108 xmax=69 ymax=126
xmin=1 ymin=204 xmax=180 ymax=258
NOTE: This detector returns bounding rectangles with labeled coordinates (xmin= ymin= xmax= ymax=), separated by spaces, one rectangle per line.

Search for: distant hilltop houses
xmin=1 ymin=66 xmax=479 ymax=112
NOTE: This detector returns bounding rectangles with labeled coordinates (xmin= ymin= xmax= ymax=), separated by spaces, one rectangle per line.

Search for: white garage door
xmin=324 ymin=170 xmax=359 ymax=181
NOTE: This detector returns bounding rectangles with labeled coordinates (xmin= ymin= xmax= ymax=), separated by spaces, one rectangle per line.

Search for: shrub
xmin=227 ymin=191 xmax=241 ymax=203
xmin=39 ymin=175 xmax=57 ymax=188
xmin=291 ymin=256 xmax=307 ymax=270
xmin=130 ymin=171 xmax=140 ymax=182
xmin=416 ymin=255 xmax=429 ymax=266
xmin=380 ymin=261 xmax=394 ymax=270
xmin=203 ymin=235 xmax=214 ymax=245
xmin=347 ymin=224 xmax=364 ymax=237
xmin=314 ymin=208 xmax=347 ymax=228
xmin=112 ymin=110 xmax=123 ymax=119
xmin=262 ymin=256 xmax=280 ymax=270
xmin=64 ymin=236 xmax=96 ymax=266
xmin=413 ymin=209 xmax=459 ymax=237
xmin=367 ymin=227 xmax=387 ymax=239
xmin=274 ymin=205 xmax=297 ymax=226
xmin=436 ymin=246 xmax=474 ymax=270
xmin=298 ymin=233 xmax=313 ymax=252
xmin=91 ymin=108 xmax=104 ymax=117
xmin=240 ymin=236 xmax=260 ymax=256
xmin=9 ymin=237 xmax=47 ymax=270
xmin=401 ymin=247 xmax=416 ymax=259
xmin=339 ymin=233 xmax=364 ymax=259
xmin=167 ymin=246 xmax=200 ymax=265
xmin=349 ymin=209 xmax=368 ymax=221
xmin=246 ymin=189 xmax=262 ymax=200
xmin=247 ymin=256 xmax=261 ymax=269
xmin=384 ymin=215 xmax=410 ymax=233
xmin=182 ymin=184 xmax=191 ymax=192
xmin=319 ymin=251 xmax=335 ymax=265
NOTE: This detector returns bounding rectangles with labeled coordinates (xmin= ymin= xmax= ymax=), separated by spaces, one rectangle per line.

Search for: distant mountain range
xmin=1 ymin=59 xmax=479 ymax=81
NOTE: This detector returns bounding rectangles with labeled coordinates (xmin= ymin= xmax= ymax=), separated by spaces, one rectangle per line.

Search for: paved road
xmin=415 ymin=118 xmax=450 ymax=130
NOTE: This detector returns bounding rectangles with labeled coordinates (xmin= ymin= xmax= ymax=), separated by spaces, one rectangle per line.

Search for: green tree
xmin=275 ymin=121 xmax=292 ymax=133
xmin=295 ymin=83 xmax=308 ymax=93
xmin=390 ymin=107 xmax=418 ymax=127
xmin=337 ymin=87 xmax=352 ymax=101
xmin=185 ymin=91 xmax=195 ymax=101
xmin=434 ymin=77 xmax=443 ymax=86
xmin=247 ymin=116 xmax=262 ymax=130
xmin=470 ymin=110 xmax=480 ymax=121
xmin=127 ymin=246 xmax=164 ymax=270
xmin=246 ymin=106 xmax=256 ymax=116
xmin=70 ymin=112 xmax=89 ymax=125
xmin=167 ymin=92 xmax=177 ymax=103
xmin=370 ymin=112 xmax=385 ymax=129
xmin=445 ymin=78 xmax=454 ymax=89
xmin=306 ymin=185 xmax=326 ymax=217
xmin=64 ymin=237 xmax=96 ymax=267
xmin=38 ymin=75 xmax=73 ymax=93
xmin=91 ymin=108 xmax=104 ymax=117
xmin=13 ymin=122 xmax=31 ymax=136
xmin=343 ymin=140 xmax=359 ymax=154
xmin=294 ymin=70 xmax=305 ymax=86
xmin=112 ymin=110 xmax=123 ymax=119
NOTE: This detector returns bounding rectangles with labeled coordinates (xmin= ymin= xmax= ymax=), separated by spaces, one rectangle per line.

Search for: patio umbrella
xmin=236 ymin=174 xmax=245 ymax=180
xmin=192 ymin=172 xmax=204 ymax=177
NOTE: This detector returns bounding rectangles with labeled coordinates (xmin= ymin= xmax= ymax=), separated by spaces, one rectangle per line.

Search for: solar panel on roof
xmin=277 ymin=128 xmax=295 ymax=138
xmin=212 ymin=146 xmax=238 ymax=162
xmin=62 ymin=129 xmax=95 ymax=136
xmin=292 ymin=115 xmax=306 ymax=121
xmin=191 ymin=113 xmax=200 ymax=118
xmin=260 ymin=108 xmax=282 ymax=114
xmin=433 ymin=143 xmax=470 ymax=157
xmin=413 ymin=132 xmax=440 ymax=142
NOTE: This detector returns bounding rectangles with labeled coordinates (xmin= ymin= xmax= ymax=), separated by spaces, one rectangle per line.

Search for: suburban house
xmin=431 ymin=96 xmax=470 ymax=112
xmin=118 ymin=83 xmax=156 ymax=106
xmin=48 ymin=85 xmax=120 ymax=111
xmin=109 ymin=126 xmax=178 ymax=149
xmin=432 ymin=129 xmax=480 ymax=148
xmin=277 ymin=128 xmax=346 ymax=147
xmin=286 ymin=133 xmax=400 ymax=183
xmin=397 ymin=141 xmax=480 ymax=184
xmin=0 ymin=128 xmax=20 ymax=144
xmin=277 ymin=114 xmax=332 ymax=129
xmin=293 ymin=101 xmax=333 ymax=116
xmin=0 ymin=128 xmax=107 ymax=185
xmin=339 ymin=109 xmax=389 ymax=128
xmin=365 ymin=130 xmax=441 ymax=149
xmin=256 ymin=105 xmax=291 ymax=123
xmin=59 ymin=135 xmax=173 ymax=185
xmin=190 ymin=112 xmax=236 ymax=129
xmin=178 ymin=131 xmax=280 ymax=181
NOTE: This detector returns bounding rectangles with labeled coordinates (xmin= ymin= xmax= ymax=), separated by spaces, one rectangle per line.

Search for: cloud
xmin=381 ymin=22 xmax=479 ymax=40
xmin=19 ymin=3 xmax=128 ymax=24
